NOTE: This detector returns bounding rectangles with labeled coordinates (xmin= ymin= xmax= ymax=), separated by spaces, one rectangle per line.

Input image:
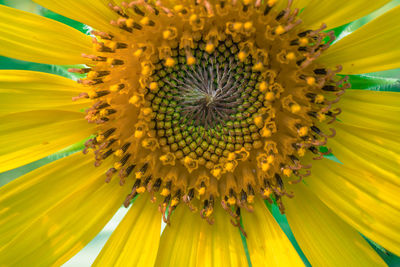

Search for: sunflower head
xmin=72 ymin=0 xmax=349 ymax=227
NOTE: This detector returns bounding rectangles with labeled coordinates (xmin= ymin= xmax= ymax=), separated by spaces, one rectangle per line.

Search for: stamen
xmin=72 ymin=0 xmax=346 ymax=229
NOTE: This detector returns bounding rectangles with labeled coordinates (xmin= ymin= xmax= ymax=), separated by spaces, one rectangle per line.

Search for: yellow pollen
xmin=163 ymin=30 xmax=172 ymax=39
xmin=114 ymin=162 xmax=122 ymax=170
xmin=224 ymin=162 xmax=235 ymax=172
xmin=283 ymin=168 xmax=292 ymax=177
xmin=198 ymin=187 xmax=206 ymax=196
xmin=189 ymin=14 xmax=198 ymax=23
xmin=227 ymin=197 xmax=236 ymax=205
xmin=115 ymin=149 xmax=124 ymax=157
xmin=262 ymin=188 xmax=272 ymax=198
xmin=247 ymin=195 xmax=255 ymax=203
xmin=187 ymin=56 xmax=196 ymax=65
xmin=315 ymin=94 xmax=325 ymax=104
xmin=136 ymin=186 xmax=146 ymax=193
xmin=140 ymin=17 xmax=150 ymax=26
xmin=260 ymin=127 xmax=272 ymax=137
xmin=126 ymin=19 xmax=134 ymax=28
xmin=252 ymin=62 xmax=263 ymax=71
xmin=244 ymin=21 xmax=253 ymax=31
xmin=275 ymin=25 xmax=285 ymax=35
xmin=259 ymin=81 xmax=268 ymax=92
xmin=238 ymin=51 xmax=247 ymax=62
xmin=129 ymin=95 xmax=141 ymax=105
xmin=165 ymin=57 xmax=176 ymax=67
xmin=298 ymin=126 xmax=308 ymax=137
xmin=317 ymin=112 xmax=326 ymax=122
xmin=133 ymin=49 xmax=143 ymax=57
xmin=290 ymin=103 xmax=301 ymax=114
xmin=233 ymin=22 xmax=243 ymax=31
xmin=306 ymin=77 xmax=316 ymax=86
xmin=135 ymin=171 xmax=144 ymax=179
xmin=109 ymin=84 xmax=120 ymax=92
xmin=142 ymin=107 xmax=153 ymax=116
xmin=149 ymin=82 xmax=159 ymax=91
xmin=96 ymin=135 xmax=104 ymax=143
xmin=211 ymin=167 xmax=222 ymax=178
xmin=205 ymin=43 xmax=215 ymax=53
xmin=160 ymin=188 xmax=170 ymax=196
xmin=299 ymin=37 xmax=309 ymax=46
xmin=253 ymin=116 xmax=264 ymax=128
xmin=134 ymin=130 xmax=144 ymax=139
xmin=174 ymin=5 xmax=184 ymax=12
xmin=204 ymin=208 xmax=213 ymax=217
xmin=286 ymin=52 xmax=296 ymax=60
xmin=298 ymin=147 xmax=306 ymax=157
xmin=243 ymin=0 xmax=252 ymax=5
xmin=141 ymin=66 xmax=151 ymax=76
xmin=265 ymin=92 xmax=275 ymax=101
xmin=171 ymin=198 xmax=179 ymax=207
xmin=261 ymin=162 xmax=270 ymax=172
xmin=99 ymin=109 xmax=108 ymax=117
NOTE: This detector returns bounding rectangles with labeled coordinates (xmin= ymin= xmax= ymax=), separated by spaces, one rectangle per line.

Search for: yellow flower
xmin=0 ymin=0 xmax=400 ymax=266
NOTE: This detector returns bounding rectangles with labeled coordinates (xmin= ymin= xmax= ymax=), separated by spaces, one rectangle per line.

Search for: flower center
xmin=71 ymin=0 xmax=349 ymax=229
xmin=170 ymin=55 xmax=243 ymax=129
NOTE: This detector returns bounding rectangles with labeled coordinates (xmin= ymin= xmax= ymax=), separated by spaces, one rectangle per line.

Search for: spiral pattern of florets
xmin=71 ymin=0 xmax=349 ymax=229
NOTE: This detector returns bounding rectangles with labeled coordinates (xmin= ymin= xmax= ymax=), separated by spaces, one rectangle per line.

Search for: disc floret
xmin=72 ymin=0 xmax=349 ymax=229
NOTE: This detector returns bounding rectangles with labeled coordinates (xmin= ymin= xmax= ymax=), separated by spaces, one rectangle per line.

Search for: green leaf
xmin=344 ymin=74 xmax=400 ymax=92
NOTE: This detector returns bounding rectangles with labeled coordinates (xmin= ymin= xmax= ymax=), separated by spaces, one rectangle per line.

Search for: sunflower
xmin=0 ymin=0 xmax=400 ymax=266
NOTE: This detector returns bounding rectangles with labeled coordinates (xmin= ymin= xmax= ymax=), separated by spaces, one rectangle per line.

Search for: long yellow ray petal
xmin=0 ymin=153 xmax=132 ymax=266
xmin=319 ymin=5 xmax=400 ymax=74
xmin=337 ymin=89 xmax=400 ymax=133
xmin=329 ymin=123 xmax=400 ymax=187
xmin=283 ymin=183 xmax=386 ymax=266
xmin=299 ymin=0 xmax=390 ymax=30
xmin=242 ymin=199 xmax=304 ymax=267
xmin=33 ymin=0 xmax=120 ymax=33
xmin=93 ymin=195 xmax=161 ymax=267
xmin=155 ymin=204 xmax=248 ymax=267
xmin=0 ymin=153 xmax=95 ymax=249
xmin=0 ymin=70 xmax=89 ymax=115
xmin=307 ymin=159 xmax=400 ymax=256
xmin=0 ymin=110 xmax=93 ymax=173
xmin=0 ymin=5 xmax=92 ymax=65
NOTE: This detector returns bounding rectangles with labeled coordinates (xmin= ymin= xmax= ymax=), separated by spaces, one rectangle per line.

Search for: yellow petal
xmin=330 ymin=123 xmax=400 ymax=187
xmin=33 ymin=0 xmax=119 ymax=33
xmin=283 ymin=183 xmax=386 ymax=266
xmin=93 ymin=195 xmax=161 ymax=267
xmin=155 ymin=204 xmax=248 ymax=267
xmin=319 ymin=5 xmax=400 ymax=74
xmin=0 ymin=5 xmax=92 ymax=65
xmin=338 ymin=89 xmax=400 ymax=133
xmin=307 ymin=159 xmax=400 ymax=256
xmin=242 ymin=199 xmax=304 ymax=267
xmin=0 ymin=110 xmax=93 ymax=173
xmin=0 ymin=153 xmax=131 ymax=266
xmin=0 ymin=70 xmax=90 ymax=115
xmin=0 ymin=153 xmax=93 ymax=249
xmin=299 ymin=0 xmax=391 ymax=30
